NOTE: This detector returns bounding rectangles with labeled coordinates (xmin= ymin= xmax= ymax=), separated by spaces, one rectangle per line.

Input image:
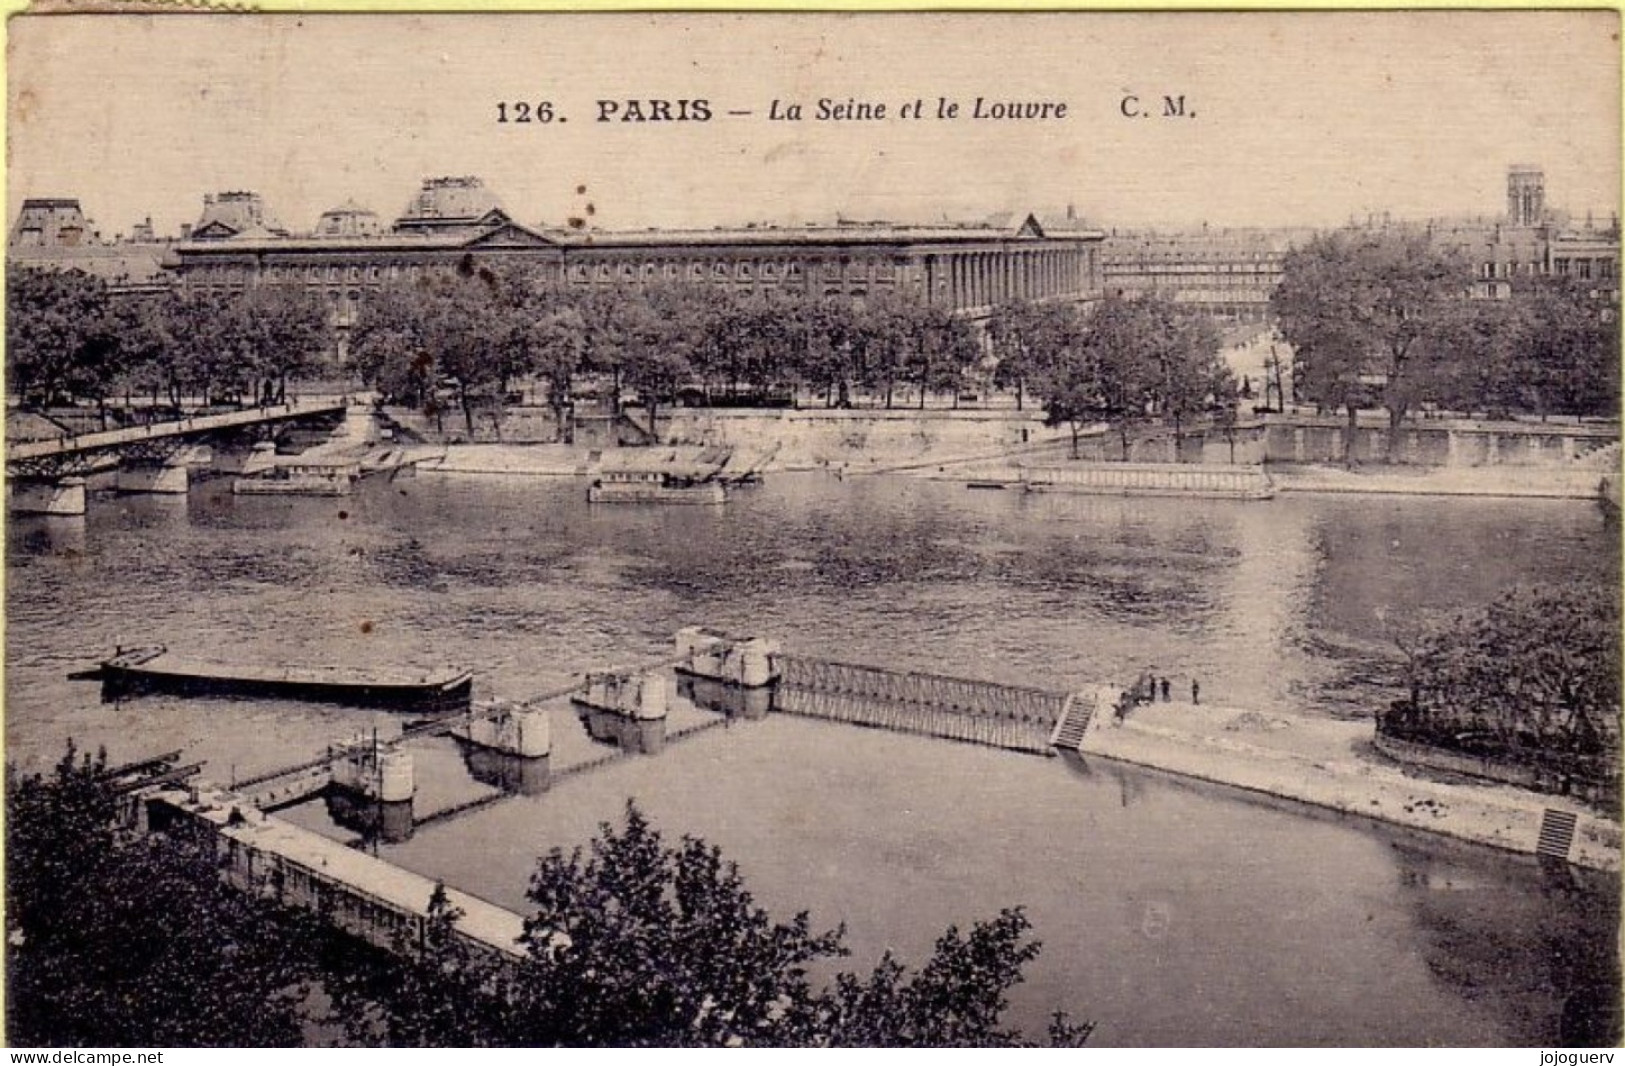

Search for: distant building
xmin=1507 ymin=164 xmax=1546 ymax=228
xmin=7 ymin=197 xmax=170 ymax=293
xmin=1405 ymin=166 xmax=1617 ymax=302
xmin=192 ymin=191 xmax=288 ymax=240
xmin=162 ymin=177 xmax=1106 ymax=347
xmin=10 ymin=197 xmax=93 ymax=248
xmin=1101 ymin=227 xmax=1306 ymax=323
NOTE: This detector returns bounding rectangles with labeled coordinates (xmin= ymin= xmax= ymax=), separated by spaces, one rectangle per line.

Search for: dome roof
xmin=315 ymin=200 xmax=383 ymax=237
xmin=395 ymin=176 xmax=505 ymax=230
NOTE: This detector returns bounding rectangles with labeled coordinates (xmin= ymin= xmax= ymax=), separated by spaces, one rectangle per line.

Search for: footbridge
xmin=775 ymin=654 xmax=1084 ymax=755
xmin=7 ymin=398 xmax=350 ymax=514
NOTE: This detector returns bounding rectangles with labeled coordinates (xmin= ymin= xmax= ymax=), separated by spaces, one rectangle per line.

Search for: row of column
xmin=942 ymin=247 xmax=1091 ymax=310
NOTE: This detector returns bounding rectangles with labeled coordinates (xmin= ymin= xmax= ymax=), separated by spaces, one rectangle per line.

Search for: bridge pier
xmin=10 ymin=475 xmax=87 ymax=516
xmin=574 ymin=670 xmax=668 ymax=754
xmin=329 ymin=738 xmax=415 ymax=803
xmin=675 ymin=626 xmax=782 ymax=687
xmin=450 ymin=701 xmax=551 ymax=758
xmin=115 ymin=462 xmax=190 ymax=495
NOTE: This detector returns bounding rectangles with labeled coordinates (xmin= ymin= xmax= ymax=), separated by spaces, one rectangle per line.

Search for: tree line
xmin=6 ymin=747 xmax=1093 ymax=1047
xmin=346 ymin=258 xmax=985 ymax=437
xmin=1273 ymin=228 xmax=1620 ymax=456
xmin=11 ymin=228 xmax=1614 ymax=452
xmin=5 ymin=265 xmax=330 ymax=421
xmin=989 ymin=292 xmax=1235 ymax=457
xmin=7 ymin=257 xmax=1230 ymax=450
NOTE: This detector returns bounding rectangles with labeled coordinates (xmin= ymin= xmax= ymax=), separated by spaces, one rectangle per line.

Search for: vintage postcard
xmin=4 ymin=9 xmax=1620 ymax=1049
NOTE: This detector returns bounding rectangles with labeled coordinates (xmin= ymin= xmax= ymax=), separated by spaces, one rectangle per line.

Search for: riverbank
xmin=1267 ymin=462 xmax=1608 ymax=499
xmin=399 ymin=443 xmax=1613 ymax=502
xmin=1073 ymin=691 xmax=1621 ymax=872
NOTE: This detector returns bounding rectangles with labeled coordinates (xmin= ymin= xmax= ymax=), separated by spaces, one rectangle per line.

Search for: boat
xmin=233 ymin=459 xmax=359 ymax=497
xmin=95 ymin=645 xmax=473 ymax=713
xmin=587 ymin=470 xmax=727 ymax=504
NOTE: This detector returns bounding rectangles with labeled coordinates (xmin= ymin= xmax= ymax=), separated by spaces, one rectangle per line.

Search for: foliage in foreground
xmin=6 ymin=744 xmax=327 ymax=1046
xmin=7 ymin=750 xmax=1091 ymax=1048
xmin=1384 ymin=584 xmax=1621 ymax=788
xmin=331 ymin=802 xmax=1094 ymax=1047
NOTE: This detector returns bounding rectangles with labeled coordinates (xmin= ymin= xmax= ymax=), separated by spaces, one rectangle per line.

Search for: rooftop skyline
xmin=8 ymin=12 xmax=1619 ymax=237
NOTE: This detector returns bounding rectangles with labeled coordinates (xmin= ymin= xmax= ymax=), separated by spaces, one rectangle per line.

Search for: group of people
xmin=1114 ymin=668 xmax=1200 ymax=723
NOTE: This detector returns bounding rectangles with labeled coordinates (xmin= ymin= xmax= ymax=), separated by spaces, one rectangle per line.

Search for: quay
xmin=139 ymin=784 xmax=528 ymax=965
xmin=1064 ymin=687 xmax=1621 ymax=873
xmin=96 ymin=646 xmax=473 ymax=714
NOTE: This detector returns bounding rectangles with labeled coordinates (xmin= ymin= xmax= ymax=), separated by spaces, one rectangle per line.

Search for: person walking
xmin=1191 ymin=678 xmax=1201 ymax=705
xmin=1159 ymin=677 xmax=1170 ymax=702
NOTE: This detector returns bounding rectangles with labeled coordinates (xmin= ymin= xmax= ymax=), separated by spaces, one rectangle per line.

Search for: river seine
xmin=6 ymin=471 xmax=1619 ymax=1046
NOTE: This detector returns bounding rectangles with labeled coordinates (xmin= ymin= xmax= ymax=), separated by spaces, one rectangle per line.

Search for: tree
xmin=227 ymin=284 xmax=332 ymax=403
xmin=1513 ymin=275 xmax=1621 ymax=419
xmin=6 ymin=265 xmax=117 ymax=409
xmin=988 ymin=299 xmax=1074 ymax=411
xmin=1387 ymin=585 xmax=1621 ymax=787
xmin=345 ymin=802 xmax=1091 ymax=1047
xmin=907 ymin=301 xmax=981 ymax=408
xmin=350 ymin=260 xmax=538 ymax=437
xmin=1033 ymin=292 xmax=1222 ymax=461
xmin=528 ymin=303 xmax=589 ymax=440
xmin=7 ymin=745 xmax=326 ymax=1046
xmin=348 ymin=280 xmax=436 ymax=411
xmin=1273 ymin=228 xmax=1468 ymax=460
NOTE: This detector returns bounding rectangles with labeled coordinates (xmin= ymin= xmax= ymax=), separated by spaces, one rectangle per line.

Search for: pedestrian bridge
xmin=7 ymin=398 xmax=351 ymax=515
xmin=7 ymin=398 xmax=349 ymax=475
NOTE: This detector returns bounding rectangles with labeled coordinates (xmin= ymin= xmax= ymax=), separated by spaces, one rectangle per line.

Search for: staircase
xmin=1573 ymin=439 xmax=1621 ymax=470
xmin=1049 ymin=693 xmax=1097 ymax=751
xmin=1536 ymin=808 xmax=1578 ymax=861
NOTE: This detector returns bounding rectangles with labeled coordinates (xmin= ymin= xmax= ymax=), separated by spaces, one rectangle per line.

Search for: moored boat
xmin=95 ymin=645 xmax=473 ymax=713
xmin=233 ymin=459 xmax=359 ymax=497
xmin=587 ymin=470 xmax=726 ymax=504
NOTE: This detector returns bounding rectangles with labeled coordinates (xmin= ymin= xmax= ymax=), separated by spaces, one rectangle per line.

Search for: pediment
xmin=463 ymin=221 xmax=561 ymax=248
xmin=191 ymin=220 xmax=240 ymax=241
xmin=1014 ymin=213 xmax=1046 ymax=239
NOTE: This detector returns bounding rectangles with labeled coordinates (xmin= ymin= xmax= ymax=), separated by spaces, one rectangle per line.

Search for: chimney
xmin=180 ymin=223 xmax=193 ymax=239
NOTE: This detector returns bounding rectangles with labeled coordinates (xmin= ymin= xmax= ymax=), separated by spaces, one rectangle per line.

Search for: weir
xmin=775 ymin=655 xmax=1074 ymax=756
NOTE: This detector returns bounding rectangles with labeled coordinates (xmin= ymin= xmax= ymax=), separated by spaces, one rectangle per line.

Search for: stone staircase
xmin=1573 ymin=439 xmax=1621 ymax=470
xmin=1049 ymin=692 xmax=1099 ymax=751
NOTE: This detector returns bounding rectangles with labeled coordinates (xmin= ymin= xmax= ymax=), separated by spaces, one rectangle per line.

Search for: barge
xmin=233 ymin=459 xmax=360 ymax=497
xmin=97 ymin=646 xmax=473 ymax=713
xmin=587 ymin=470 xmax=726 ymax=504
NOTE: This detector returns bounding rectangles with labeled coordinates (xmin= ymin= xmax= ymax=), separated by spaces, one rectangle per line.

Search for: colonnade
xmin=937 ymin=246 xmax=1094 ymax=310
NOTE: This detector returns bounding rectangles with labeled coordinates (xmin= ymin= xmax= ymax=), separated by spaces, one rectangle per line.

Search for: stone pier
xmin=675 ymin=626 xmax=783 ymax=687
xmin=10 ymin=476 xmax=88 ymax=516
xmin=114 ymin=462 xmax=190 ymax=495
xmin=574 ymin=670 xmax=668 ymax=754
xmin=451 ymin=701 xmax=551 ymax=758
xmin=329 ymin=738 xmax=415 ymax=803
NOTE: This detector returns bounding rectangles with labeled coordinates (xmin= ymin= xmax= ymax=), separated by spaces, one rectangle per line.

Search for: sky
xmin=6 ymin=11 xmax=1620 ymax=238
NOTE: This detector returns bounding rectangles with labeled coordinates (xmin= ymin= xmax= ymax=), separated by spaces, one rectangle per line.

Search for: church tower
xmin=1507 ymin=164 xmax=1545 ymax=227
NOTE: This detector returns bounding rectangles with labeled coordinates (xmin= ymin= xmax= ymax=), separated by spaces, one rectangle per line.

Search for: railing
xmin=778 ymin=655 xmax=1068 ymax=725
xmin=7 ymin=398 xmax=348 ymax=462
xmin=775 ymin=655 xmax=1066 ymax=755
